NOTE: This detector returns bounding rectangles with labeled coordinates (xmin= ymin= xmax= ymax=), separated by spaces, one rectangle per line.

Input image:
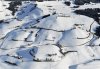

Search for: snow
xmin=16 ymin=3 xmax=43 ymax=20
xmin=0 ymin=1 xmax=13 ymax=20
xmin=31 ymin=45 xmax=62 ymax=61
xmin=77 ymin=3 xmax=100 ymax=10
xmin=0 ymin=1 xmax=100 ymax=69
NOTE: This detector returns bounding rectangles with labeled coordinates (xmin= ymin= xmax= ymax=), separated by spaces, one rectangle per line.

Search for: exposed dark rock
xmin=72 ymin=6 xmax=79 ymax=8
xmin=64 ymin=1 xmax=71 ymax=6
xmin=95 ymin=26 xmax=100 ymax=37
xmin=74 ymin=8 xmax=100 ymax=24
xmin=0 ymin=20 xmax=4 ymax=24
xmin=7 ymin=1 xmax=22 ymax=15
xmin=74 ymin=0 xmax=100 ymax=5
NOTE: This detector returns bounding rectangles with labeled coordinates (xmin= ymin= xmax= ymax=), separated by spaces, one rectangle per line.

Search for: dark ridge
xmin=74 ymin=8 xmax=100 ymax=24
xmin=5 ymin=61 xmax=18 ymax=66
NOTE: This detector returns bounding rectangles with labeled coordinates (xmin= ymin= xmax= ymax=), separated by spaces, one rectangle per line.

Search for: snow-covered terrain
xmin=0 ymin=0 xmax=100 ymax=69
